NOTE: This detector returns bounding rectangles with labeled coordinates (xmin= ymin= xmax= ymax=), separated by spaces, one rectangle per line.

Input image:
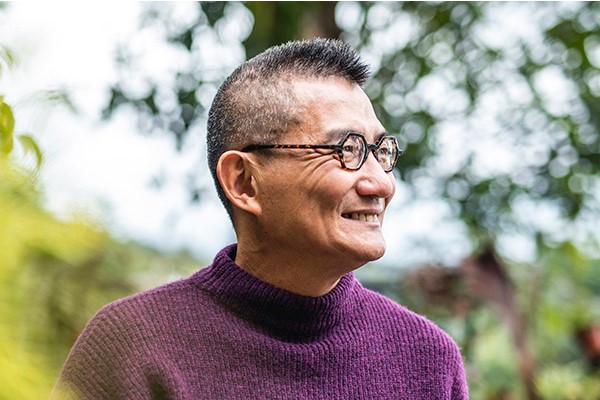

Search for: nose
xmin=355 ymin=152 xmax=396 ymax=199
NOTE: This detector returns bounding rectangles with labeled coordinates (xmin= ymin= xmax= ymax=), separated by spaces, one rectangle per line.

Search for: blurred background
xmin=1 ymin=2 xmax=600 ymax=399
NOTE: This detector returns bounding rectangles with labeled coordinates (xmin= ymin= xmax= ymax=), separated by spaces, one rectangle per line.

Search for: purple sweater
xmin=55 ymin=245 xmax=468 ymax=399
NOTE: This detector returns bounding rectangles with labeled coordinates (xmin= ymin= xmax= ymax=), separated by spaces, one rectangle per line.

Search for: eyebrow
xmin=325 ymin=129 xmax=388 ymax=143
xmin=373 ymin=131 xmax=388 ymax=143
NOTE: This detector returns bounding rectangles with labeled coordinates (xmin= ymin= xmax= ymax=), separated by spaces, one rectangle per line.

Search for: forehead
xmin=287 ymin=77 xmax=386 ymax=143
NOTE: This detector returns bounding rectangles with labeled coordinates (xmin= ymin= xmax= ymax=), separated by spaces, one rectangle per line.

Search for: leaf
xmin=21 ymin=89 xmax=78 ymax=114
xmin=17 ymin=134 xmax=43 ymax=168
xmin=38 ymin=89 xmax=78 ymax=114
xmin=0 ymin=45 xmax=18 ymax=75
xmin=0 ymin=97 xmax=16 ymax=156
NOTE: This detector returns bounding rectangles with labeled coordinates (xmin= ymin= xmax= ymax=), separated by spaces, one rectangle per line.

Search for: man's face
xmin=254 ymin=76 xmax=396 ymax=270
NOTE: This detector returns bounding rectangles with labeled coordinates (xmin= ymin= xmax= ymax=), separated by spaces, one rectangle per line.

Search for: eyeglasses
xmin=241 ymin=132 xmax=402 ymax=172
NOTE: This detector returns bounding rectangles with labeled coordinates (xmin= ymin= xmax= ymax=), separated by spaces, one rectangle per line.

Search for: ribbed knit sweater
xmin=55 ymin=244 xmax=468 ymax=399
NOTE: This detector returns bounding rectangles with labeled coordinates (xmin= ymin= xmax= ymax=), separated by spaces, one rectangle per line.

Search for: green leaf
xmin=36 ymin=89 xmax=78 ymax=114
xmin=0 ymin=97 xmax=16 ymax=156
xmin=0 ymin=45 xmax=17 ymax=75
xmin=17 ymin=134 xmax=43 ymax=168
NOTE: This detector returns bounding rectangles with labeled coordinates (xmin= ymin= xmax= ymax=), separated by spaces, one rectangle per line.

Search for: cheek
xmin=310 ymin=174 xmax=353 ymax=206
xmin=296 ymin=165 xmax=349 ymax=202
xmin=261 ymin=179 xmax=309 ymax=221
xmin=260 ymin=160 xmax=352 ymax=217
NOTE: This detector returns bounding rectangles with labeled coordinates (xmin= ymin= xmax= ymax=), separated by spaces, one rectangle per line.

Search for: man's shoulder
xmin=109 ymin=272 xmax=195 ymax=308
xmin=356 ymin=285 xmax=461 ymax=351
xmin=86 ymin=269 xmax=209 ymax=331
xmin=55 ymin=269 xmax=217 ymax=398
xmin=67 ymin=269 xmax=216 ymax=361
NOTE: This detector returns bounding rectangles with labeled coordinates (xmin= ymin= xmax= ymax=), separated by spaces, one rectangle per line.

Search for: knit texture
xmin=55 ymin=244 xmax=468 ymax=399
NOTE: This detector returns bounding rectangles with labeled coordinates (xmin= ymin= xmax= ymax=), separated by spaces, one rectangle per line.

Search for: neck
xmin=196 ymin=244 xmax=359 ymax=339
xmin=235 ymin=241 xmax=345 ymax=297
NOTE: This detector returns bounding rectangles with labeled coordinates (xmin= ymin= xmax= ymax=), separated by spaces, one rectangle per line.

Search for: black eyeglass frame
xmin=241 ymin=132 xmax=402 ymax=172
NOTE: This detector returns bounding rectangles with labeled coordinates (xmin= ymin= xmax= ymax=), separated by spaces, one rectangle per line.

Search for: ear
xmin=217 ymin=151 xmax=262 ymax=217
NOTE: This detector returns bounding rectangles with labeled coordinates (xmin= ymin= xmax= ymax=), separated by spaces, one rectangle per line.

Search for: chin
xmin=349 ymin=242 xmax=387 ymax=264
xmin=367 ymin=247 xmax=386 ymax=261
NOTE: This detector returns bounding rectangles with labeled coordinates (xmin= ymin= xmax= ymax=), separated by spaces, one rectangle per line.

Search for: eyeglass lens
xmin=341 ymin=134 xmax=396 ymax=171
xmin=341 ymin=134 xmax=365 ymax=169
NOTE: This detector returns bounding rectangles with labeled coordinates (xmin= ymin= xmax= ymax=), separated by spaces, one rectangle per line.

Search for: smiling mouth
xmin=342 ymin=213 xmax=379 ymax=223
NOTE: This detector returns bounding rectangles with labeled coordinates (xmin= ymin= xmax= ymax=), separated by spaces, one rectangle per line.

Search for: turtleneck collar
xmin=193 ymin=244 xmax=359 ymax=341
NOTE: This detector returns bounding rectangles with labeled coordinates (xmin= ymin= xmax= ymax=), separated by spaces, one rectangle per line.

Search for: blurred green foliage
xmin=0 ymin=156 xmax=202 ymax=398
xmin=0 ymin=45 xmax=203 ymax=398
xmin=0 ymin=157 xmax=101 ymax=399
xmin=103 ymin=2 xmax=600 ymax=253
xmin=1 ymin=53 xmax=97 ymax=395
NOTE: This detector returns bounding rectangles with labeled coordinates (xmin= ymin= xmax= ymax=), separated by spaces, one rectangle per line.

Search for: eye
xmin=343 ymin=144 xmax=356 ymax=153
xmin=378 ymin=147 xmax=390 ymax=156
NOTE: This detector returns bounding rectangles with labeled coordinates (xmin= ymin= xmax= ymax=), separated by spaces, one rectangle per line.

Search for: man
xmin=55 ymin=38 xmax=468 ymax=399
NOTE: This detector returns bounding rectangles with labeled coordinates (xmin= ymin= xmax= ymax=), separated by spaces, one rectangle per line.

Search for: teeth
xmin=344 ymin=213 xmax=379 ymax=222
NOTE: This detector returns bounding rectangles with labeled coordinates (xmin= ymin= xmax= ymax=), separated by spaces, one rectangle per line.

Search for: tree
xmin=0 ymin=42 xmax=203 ymax=398
xmin=103 ymin=2 xmax=600 ymax=252
xmin=1 ymin=44 xmax=98 ymax=398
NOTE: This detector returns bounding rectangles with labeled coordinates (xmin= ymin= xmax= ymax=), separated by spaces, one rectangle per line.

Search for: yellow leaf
xmin=0 ymin=98 xmax=16 ymax=156
xmin=17 ymin=134 xmax=43 ymax=168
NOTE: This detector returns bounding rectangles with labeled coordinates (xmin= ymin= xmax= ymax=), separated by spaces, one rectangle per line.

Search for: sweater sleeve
xmin=51 ymin=303 xmax=180 ymax=400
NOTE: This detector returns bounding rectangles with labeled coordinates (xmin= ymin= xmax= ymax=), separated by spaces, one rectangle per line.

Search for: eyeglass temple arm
xmin=241 ymin=143 xmax=339 ymax=152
